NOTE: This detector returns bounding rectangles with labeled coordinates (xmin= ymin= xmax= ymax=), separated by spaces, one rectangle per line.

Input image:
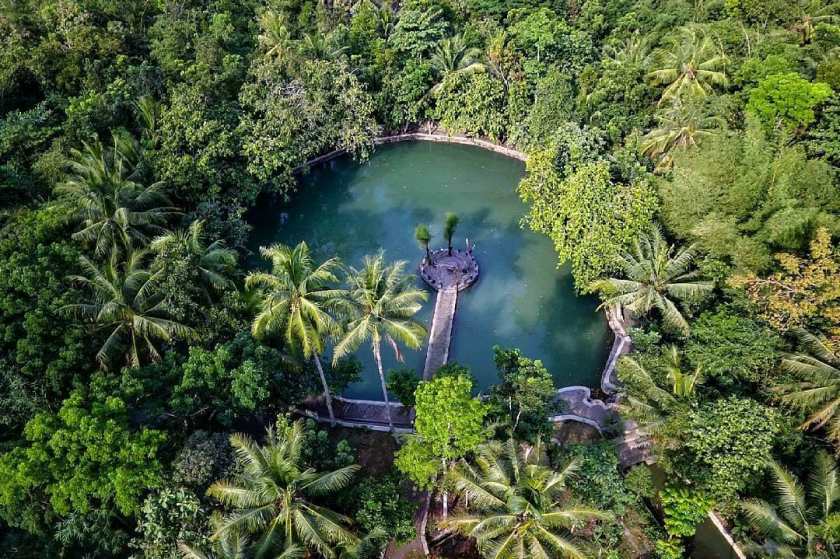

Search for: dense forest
xmin=0 ymin=0 xmax=838 ymax=557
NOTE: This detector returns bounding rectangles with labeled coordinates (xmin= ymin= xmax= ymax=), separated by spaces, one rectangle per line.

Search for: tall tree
xmin=245 ymin=242 xmax=343 ymax=425
xmin=442 ymin=438 xmax=608 ymax=559
xmin=774 ymin=329 xmax=840 ymax=452
xmin=56 ymin=130 xmax=178 ymax=257
xmin=590 ymin=227 xmax=713 ymax=334
xmin=332 ymin=253 xmax=427 ymax=431
xmin=64 ymin=250 xmax=194 ymax=370
xmin=647 ymin=26 xmax=728 ymax=106
xmin=208 ymin=419 xmax=359 ymax=558
xmin=741 ymin=452 xmax=839 ymax=558
xmin=395 ymin=370 xmax=488 ymax=516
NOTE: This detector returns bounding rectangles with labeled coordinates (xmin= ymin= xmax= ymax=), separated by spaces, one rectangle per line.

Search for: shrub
xmin=349 ymin=471 xmax=416 ymax=544
xmin=660 ymin=486 xmax=712 ymax=538
xmin=132 ymin=487 xmax=208 ymax=559
xmin=387 ymin=367 xmax=420 ymax=406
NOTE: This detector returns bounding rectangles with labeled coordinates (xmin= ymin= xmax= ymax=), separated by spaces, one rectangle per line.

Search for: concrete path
xmin=300 ymin=396 xmax=415 ymax=432
xmin=422 ymin=288 xmax=458 ymax=379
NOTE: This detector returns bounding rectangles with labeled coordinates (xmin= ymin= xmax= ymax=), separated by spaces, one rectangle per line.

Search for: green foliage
xmin=660 ymin=486 xmax=713 ymax=538
xmin=300 ymin=417 xmax=357 ymax=472
xmin=169 ymin=333 xmax=297 ymax=426
xmin=132 ymin=487 xmax=208 ymax=559
xmin=433 ymin=72 xmax=507 ymax=141
xmin=239 ymin=59 xmax=376 ymax=191
xmin=747 ymin=73 xmax=833 ymax=132
xmin=655 ymin=537 xmax=685 ymax=559
xmin=488 ymin=346 xmax=556 ymax=439
xmin=0 ymin=208 xmax=88 ymax=431
xmin=347 ymin=471 xmax=416 ymax=544
xmin=444 ymin=438 xmax=608 ymax=559
xmin=556 ymin=442 xmax=638 ymax=516
xmin=171 ymin=431 xmax=235 ymax=493
xmin=395 ymin=370 xmax=488 ymax=489
xmin=387 ymin=367 xmax=420 ymax=406
xmin=684 ymin=305 xmax=782 ymax=386
xmin=519 ymin=149 xmax=658 ymax=289
xmin=661 ymin=118 xmax=839 ymax=272
xmin=679 ymin=397 xmax=780 ymax=500
xmin=625 ymin=465 xmax=656 ymax=500
xmin=807 ymin=94 xmax=840 ymax=166
xmin=0 ymin=388 xmax=165 ymax=533
xmin=207 ymin=418 xmax=360 ymax=557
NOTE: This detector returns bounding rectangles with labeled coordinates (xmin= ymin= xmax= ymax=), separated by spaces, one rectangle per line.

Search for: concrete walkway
xmin=423 ymin=288 xmax=458 ymax=379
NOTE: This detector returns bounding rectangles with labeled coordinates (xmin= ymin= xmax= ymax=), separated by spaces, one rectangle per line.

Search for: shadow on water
xmin=247 ymin=141 xmax=610 ymax=399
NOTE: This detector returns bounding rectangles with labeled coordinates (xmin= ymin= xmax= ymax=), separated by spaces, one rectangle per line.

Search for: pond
xmin=248 ymin=141 xmax=610 ymax=400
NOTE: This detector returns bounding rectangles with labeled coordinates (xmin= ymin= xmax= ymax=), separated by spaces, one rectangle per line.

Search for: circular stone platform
xmin=419 ymin=247 xmax=479 ymax=291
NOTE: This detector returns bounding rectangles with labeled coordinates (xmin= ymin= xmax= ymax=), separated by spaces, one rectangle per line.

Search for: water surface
xmin=248 ymin=142 xmax=609 ymax=399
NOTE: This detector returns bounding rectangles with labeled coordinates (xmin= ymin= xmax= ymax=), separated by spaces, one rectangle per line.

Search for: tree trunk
xmin=441 ymin=457 xmax=449 ymax=519
xmin=373 ymin=340 xmax=394 ymax=432
xmin=313 ymin=354 xmax=335 ymax=426
xmin=425 ymin=245 xmax=433 ymax=266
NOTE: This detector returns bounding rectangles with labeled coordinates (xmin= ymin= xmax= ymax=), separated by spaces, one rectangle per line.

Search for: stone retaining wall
xmin=294 ymin=131 xmax=526 ymax=174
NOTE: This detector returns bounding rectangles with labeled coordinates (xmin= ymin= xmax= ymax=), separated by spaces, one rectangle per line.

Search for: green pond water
xmin=248 ymin=141 xmax=610 ymax=399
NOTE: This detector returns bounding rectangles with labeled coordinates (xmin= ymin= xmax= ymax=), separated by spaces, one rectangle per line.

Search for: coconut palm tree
xmin=603 ymin=33 xmax=653 ymax=68
xmin=774 ymin=329 xmax=840 ymax=452
xmin=151 ymin=220 xmax=237 ymax=301
xmin=430 ymin=34 xmax=485 ymax=95
xmin=332 ymin=253 xmax=427 ymax=431
xmin=740 ymin=452 xmax=839 ymax=558
xmin=442 ymin=438 xmax=609 ymax=559
xmin=641 ymin=102 xmax=726 ymax=170
xmin=443 ymin=212 xmax=459 ymax=256
xmin=208 ymin=420 xmax=360 ymax=558
xmin=590 ymin=227 xmax=713 ymax=335
xmin=647 ymin=26 xmax=728 ymax=106
xmin=245 ymin=242 xmax=343 ymax=425
xmin=616 ymin=352 xmax=702 ymax=446
xmin=179 ymin=522 xmax=259 ymax=559
xmin=257 ymin=10 xmax=292 ymax=61
xmin=64 ymin=250 xmax=194 ymax=370
xmin=415 ymin=224 xmax=433 ymax=265
xmin=56 ymin=130 xmax=179 ymax=257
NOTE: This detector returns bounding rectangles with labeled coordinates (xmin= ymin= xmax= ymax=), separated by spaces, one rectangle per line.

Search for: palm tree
xmin=603 ymin=33 xmax=653 ymax=68
xmin=647 ymin=26 xmax=728 ymax=106
xmin=774 ymin=329 xmax=840 ymax=452
xmin=442 ymin=438 xmax=609 ymax=559
xmin=245 ymin=242 xmax=343 ymax=425
xmin=208 ymin=420 xmax=360 ymax=558
xmin=443 ymin=212 xmax=459 ymax=256
xmin=792 ymin=1 xmax=840 ymax=45
xmin=64 ymin=250 xmax=194 ymax=370
xmin=415 ymin=224 xmax=433 ymax=265
xmin=740 ymin=452 xmax=839 ymax=558
xmin=617 ymin=352 xmax=702 ymax=445
xmin=430 ymin=34 xmax=485 ymax=95
xmin=641 ymin=102 xmax=725 ymax=170
xmin=590 ymin=227 xmax=713 ymax=335
xmin=257 ymin=10 xmax=292 ymax=61
xmin=332 ymin=253 xmax=428 ymax=431
xmin=179 ymin=521 xmax=257 ymax=559
xmin=56 ymin=130 xmax=179 ymax=257
xmin=151 ymin=220 xmax=237 ymax=301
